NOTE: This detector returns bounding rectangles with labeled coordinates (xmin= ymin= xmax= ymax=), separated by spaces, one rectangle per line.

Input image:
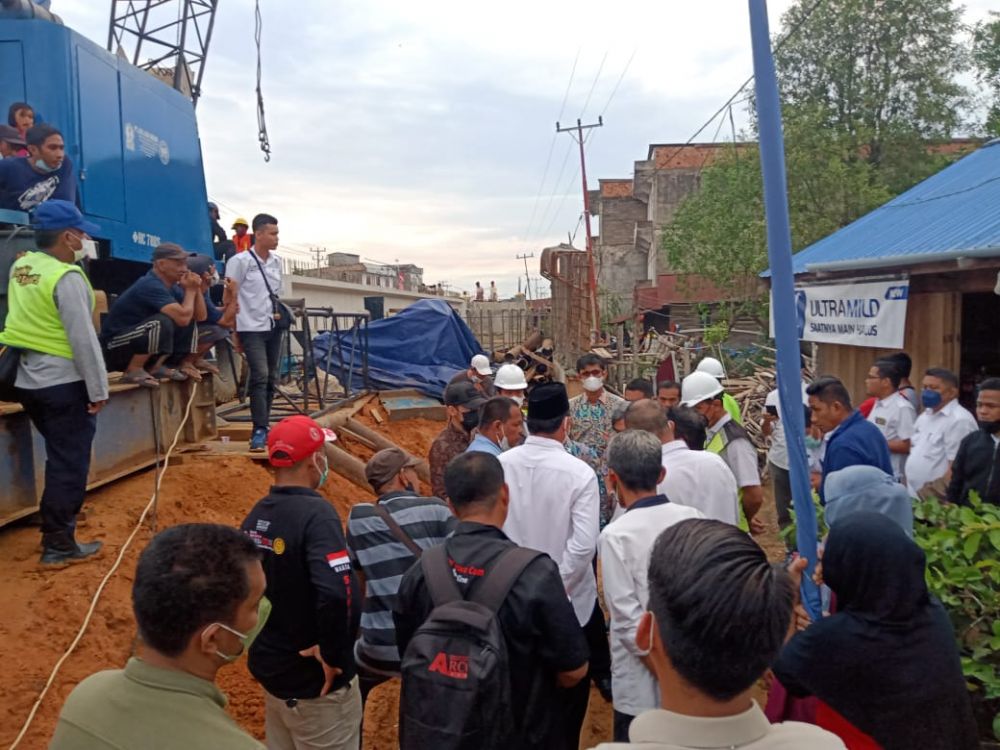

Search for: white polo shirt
xmin=764 ymin=382 xmax=809 ymax=470
xmin=656 ymin=440 xmax=739 ymax=525
xmin=906 ymin=398 xmax=977 ymax=496
xmin=599 ymin=496 xmax=703 ymax=716
xmin=225 ymin=250 xmax=283 ymax=333
xmin=706 ymin=414 xmax=761 ymax=489
xmin=589 ymin=701 xmax=846 ymax=749
xmin=499 ymin=435 xmax=600 ymax=624
xmin=867 ymin=393 xmax=916 ymax=480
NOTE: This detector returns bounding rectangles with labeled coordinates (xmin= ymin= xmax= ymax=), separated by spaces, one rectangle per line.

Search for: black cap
xmin=152 ymin=242 xmax=195 ymax=261
xmin=527 ymin=382 xmax=570 ymax=420
xmin=444 ymin=381 xmax=487 ymax=410
xmin=186 ymin=254 xmax=215 ymax=275
xmin=0 ymin=125 xmax=25 ymax=147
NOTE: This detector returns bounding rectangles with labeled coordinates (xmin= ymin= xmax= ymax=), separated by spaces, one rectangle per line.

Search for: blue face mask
xmin=804 ymin=435 xmax=823 ymax=451
xmin=921 ymin=389 xmax=943 ymax=410
xmin=34 ymin=159 xmax=59 ymax=173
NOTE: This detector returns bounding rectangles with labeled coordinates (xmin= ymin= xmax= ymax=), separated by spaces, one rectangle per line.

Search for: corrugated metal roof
xmin=778 ymin=140 xmax=1000 ymax=275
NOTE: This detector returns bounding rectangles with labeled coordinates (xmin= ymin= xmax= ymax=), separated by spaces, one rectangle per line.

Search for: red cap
xmin=267 ymin=415 xmax=337 ymax=467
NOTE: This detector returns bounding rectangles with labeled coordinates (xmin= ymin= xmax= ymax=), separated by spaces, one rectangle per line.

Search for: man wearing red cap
xmin=240 ymin=416 xmax=362 ymax=750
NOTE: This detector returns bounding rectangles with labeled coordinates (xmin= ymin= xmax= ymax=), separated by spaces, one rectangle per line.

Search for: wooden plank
xmin=370 ymin=406 xmax=384 ymax=424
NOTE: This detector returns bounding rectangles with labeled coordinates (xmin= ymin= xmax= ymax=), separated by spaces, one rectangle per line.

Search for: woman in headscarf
xmin=823 ymin=465 xmax=913 ymax=536
xmin=772 ymin=512 xmax=978 ymax=750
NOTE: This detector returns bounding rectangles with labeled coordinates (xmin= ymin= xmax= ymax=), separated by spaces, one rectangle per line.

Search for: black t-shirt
xmin=394 ymin=521 xmax=589 ymax=750
xmin=241 ymin=485 xmax=361 ymax=700
xmin=101 ymin=270 xmax=183 ymax=341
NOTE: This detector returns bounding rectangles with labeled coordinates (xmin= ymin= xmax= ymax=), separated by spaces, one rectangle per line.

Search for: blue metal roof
xmin=777 ymin=140 xmax=1000 ymax=275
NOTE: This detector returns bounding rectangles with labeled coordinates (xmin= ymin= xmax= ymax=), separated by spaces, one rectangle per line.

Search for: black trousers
xmin=17 ymin=381 xmax=97 ymax=535
xmin=102 ymin=312 xmax=196 ymax=371
xmin=584 ymin=598 xmax=612 ymax=680
xmin=554 ymin=676 xmax=590 ymax=750
xmin=613 ymin=709 xmax=636 ymax=742
xmin=240 ymin=329 xmax=283 ymax=431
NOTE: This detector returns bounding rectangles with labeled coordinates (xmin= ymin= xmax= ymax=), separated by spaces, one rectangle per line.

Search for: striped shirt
xmin=346 ymin=491 xmax=455 ymax=671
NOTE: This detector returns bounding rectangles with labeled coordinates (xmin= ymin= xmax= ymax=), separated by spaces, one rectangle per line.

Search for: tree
xmin=776 ymin=0 xmax=969 ymax=192
xmin=973 ymin=12 xmax=1000 ymax=136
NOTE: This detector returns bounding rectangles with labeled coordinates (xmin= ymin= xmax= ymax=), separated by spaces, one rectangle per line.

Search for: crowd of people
xmin=36 ymin=339 xmax=995 ymax=749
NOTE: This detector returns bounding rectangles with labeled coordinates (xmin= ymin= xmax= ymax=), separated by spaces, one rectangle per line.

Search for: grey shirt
xmin=15 ymin=271 xmax=109 ymax=402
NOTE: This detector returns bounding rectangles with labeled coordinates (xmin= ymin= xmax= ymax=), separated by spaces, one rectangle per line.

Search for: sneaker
xmin=40 ymin=532 xmax=103 ymax=565
xmin=249 ymin=427 xmax=268 ymax=452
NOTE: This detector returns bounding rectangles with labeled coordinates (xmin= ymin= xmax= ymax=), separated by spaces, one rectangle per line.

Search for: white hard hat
xmin=695 ymin=356 xmax=726 ymax=380
xmin=681 ymin=371 xmax=724 ymax=407
xmin=494 ymin=364 xmax=528 ymax=391
xmin=470 ymin=354 xmax=493 ymax=376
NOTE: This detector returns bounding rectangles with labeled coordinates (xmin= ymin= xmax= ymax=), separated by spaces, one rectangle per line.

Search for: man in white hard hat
xmin=681 ymin=371 xmax=764 ymax=534
xmin=494 ymin=363 xmax=529 ymax=407
xmin=449 ymin=353 xmax=496 ymax=397
xmin=695 ymin=357 xmax=743 ymax=424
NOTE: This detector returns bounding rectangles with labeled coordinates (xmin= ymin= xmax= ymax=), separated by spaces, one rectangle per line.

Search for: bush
xmin=914 ymin=495 xmax=1000 ymax=740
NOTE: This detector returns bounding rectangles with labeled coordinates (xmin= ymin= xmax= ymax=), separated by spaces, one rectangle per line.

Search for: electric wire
xmin=254 ymin=0 xmax=271 ymax=162
xmin=7 ymin=385 xmax=200 ymax=750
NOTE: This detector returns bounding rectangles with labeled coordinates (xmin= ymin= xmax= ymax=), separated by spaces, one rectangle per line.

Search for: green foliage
xmin=914 ymin=495 xmax=1000 ymax=737
xmin=973 ymin=12 xmax=1000 ymax=137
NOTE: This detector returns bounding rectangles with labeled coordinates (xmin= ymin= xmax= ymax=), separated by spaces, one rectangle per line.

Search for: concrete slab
xmin=380 ymin=390 xmax=446 ymax=422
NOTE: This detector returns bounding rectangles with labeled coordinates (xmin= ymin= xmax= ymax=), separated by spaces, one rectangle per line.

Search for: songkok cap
xmin=365 ymin=447 xmax=422 ymax=490
xmin=267 ymin=415 xmax=337 ymax=467
xmin=527 ymin=382 xmax=570 ymax=421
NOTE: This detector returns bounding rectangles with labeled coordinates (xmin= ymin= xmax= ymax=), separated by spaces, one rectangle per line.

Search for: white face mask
xmin=497 ymin=430 xmax=510 ymax=451
xmin=511 ymin=395 xmax=525 ymax=407
xmin=70 ymin=234 xmax=97 ymax=262
xmin=582 ymin=375 xmax=604 ymax=393
xmin=635 ymin=612 xmax=656 ymax=657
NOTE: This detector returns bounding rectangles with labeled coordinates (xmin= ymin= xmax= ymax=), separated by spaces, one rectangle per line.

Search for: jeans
xmin=102 ymin=313 xmax=196 ymax=371
xmin=241 ymin=329 xmax=283 ymax=430
xmin=17 ymin=381 xmax=97 ymax=535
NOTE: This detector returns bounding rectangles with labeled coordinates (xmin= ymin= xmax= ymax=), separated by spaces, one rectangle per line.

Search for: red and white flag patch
xmin=326 ymin=550 xmax=350 ymax=571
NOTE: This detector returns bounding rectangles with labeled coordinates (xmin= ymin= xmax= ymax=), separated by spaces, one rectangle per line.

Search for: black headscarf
xmin=773 ymin=512 xmax=978 ymax=750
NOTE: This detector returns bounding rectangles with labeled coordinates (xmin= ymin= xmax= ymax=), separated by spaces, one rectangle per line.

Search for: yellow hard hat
xmin=232 ymin=217 xmax=249 ymax=228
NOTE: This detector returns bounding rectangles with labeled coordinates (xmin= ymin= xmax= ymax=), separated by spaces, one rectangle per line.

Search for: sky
xmin=58 ymin=0 xmax=995 ymax=298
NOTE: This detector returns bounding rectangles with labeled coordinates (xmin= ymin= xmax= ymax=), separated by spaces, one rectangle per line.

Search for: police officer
xmin=0 ymin=199 xmax=107 ymax=563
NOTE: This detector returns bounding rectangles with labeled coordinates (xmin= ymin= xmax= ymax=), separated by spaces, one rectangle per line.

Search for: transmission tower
xmin=108 ymin=0 xmax=220 ymax=106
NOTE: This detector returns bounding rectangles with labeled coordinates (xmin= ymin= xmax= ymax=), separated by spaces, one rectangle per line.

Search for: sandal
xmin=123 ymin=369 xmax=160 ymax=388
xmin=150 ymin=366 xmax=188 ymax=382
xmin=192 ymin=358 xmax=221 ymax=376
xmin=178 ymin=364 xmax=204 ymax=382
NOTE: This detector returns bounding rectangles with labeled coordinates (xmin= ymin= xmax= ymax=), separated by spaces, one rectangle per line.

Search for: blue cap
xmin=32 ymin=200 xmax=100 ymax=235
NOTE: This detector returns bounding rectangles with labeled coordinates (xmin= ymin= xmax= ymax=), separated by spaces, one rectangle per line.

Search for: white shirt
xmin=707 ymin=414 xmax=761 ymax=488
xmin=599 ymin=498 xmax=703 ymax=715
xmin=500 ymin=435 xmax=600 ymax=624
xmin=657 ymin=440 xmax=739 ymax=525
xmin=225 ymin=250 xmax=283 ymax=333
xmin=867 ymin=393 xmax=916 ymax=480
xmin=764 ymin=382 xmax=809 ymax=470
xmin=906 ymin=398 xmax=977 ymax=496
xmin=589 ymin=702 xmax=846 ymax=750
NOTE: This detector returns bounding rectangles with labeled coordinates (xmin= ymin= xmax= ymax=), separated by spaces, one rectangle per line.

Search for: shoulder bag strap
xmin=247 ymin=250 xmax=278 ymax=301
xmin=420 ymin=543 xmax=462 ymax=607
xmin=372 ymin=502 xmax=423 ymax=558
xmin=471 ymin=546 xmax=543 ymax=614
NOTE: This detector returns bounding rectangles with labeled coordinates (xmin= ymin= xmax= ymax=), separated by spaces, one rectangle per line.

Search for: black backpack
xmin=399 ymin=542 xmax=541 ymax=750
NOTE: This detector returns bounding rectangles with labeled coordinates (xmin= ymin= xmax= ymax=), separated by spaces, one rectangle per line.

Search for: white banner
xmin=771 ymin=280 xmax=909 ymax=349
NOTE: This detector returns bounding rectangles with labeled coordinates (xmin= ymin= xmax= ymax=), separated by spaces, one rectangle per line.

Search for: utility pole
xmin=311 ymin=246 xmax=325 ymax=269
xmin=557 ymin=117 xmax=602 ymax=336
xmin=516 ymin=252 xmax=534 ymax=300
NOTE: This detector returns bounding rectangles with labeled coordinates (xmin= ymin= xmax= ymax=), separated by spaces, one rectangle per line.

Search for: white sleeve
xmin=945 ymin=415 xmax=977 ymax=461
xmin=559 ymin=472 xmax=600 ymax=599
xmin=726 ymin=438 xmax=761 ymax=488
xmin=599 ymin=532 xmax=646 ymax=657
xmin=897 ymin=403 xmax=916 ymax=441
xmin=224 ymin=254 xmax=246 ymax=284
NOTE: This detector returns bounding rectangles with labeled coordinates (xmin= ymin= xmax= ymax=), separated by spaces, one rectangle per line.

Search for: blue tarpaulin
xmin=312 ymin=298 xmax=484 ymax=399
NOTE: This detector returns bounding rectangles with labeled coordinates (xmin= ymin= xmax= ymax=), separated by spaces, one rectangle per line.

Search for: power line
xmin=652 ymin=0 xmax=826 ymax=172
xmin=522 ymin=49 xmax=581 ymax=247
xmin=578 ymin=51 xmax=608 ymax=118
xmin=599 ymin=47 xmax=638 ymax=118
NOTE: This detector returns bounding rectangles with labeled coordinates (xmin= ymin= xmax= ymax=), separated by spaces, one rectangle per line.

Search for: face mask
xmin=461 ymin=411 xmax=479 ymax=433
xmin=497 ymin=430 xmax=510 ymax=451
xmin=314 ymin=453 xmax=329 ymax=489
xmin=34 ymin=159 xmax=59 ymax=173
xmin=511 ymin=395 xmax=525 ymax=408
xmin=207 ymin=621 xmax=250 ymax=662
xmin=635 ymin=612 xmax=656 ymax=657
xmin=582 ymin=375 xmax=603 ymax=392
xmin=804 ymin=435 xmax=823 ymax=451
xmin=979 ymin=419 xmax=1000 ymax=435
xmin=921 ymin=389 xmax=943 ymax=410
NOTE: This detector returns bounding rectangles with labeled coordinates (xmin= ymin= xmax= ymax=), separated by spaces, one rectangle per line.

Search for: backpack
xmin=399 ymin=542 xmax=541 ymax=750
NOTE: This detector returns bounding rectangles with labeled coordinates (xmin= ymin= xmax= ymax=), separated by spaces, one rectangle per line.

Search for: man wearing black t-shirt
xmin=395 ymin=452 xmax=589 ymax=750
xmin=0 ymin=124 xmax=77 ymax=211
xmin=241 ymin=415 xmax=362 ymax=750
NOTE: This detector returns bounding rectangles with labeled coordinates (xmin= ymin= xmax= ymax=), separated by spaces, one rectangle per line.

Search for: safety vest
xmin=0 ymin=251 xmax=94 ymax=359
xmin=706 ymin=419 xmax=751 ymax=532
xmin=232 ymin=233 xmax=252 ymax=253
xmin=723 ymin=392 xmax=742 ymax=424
